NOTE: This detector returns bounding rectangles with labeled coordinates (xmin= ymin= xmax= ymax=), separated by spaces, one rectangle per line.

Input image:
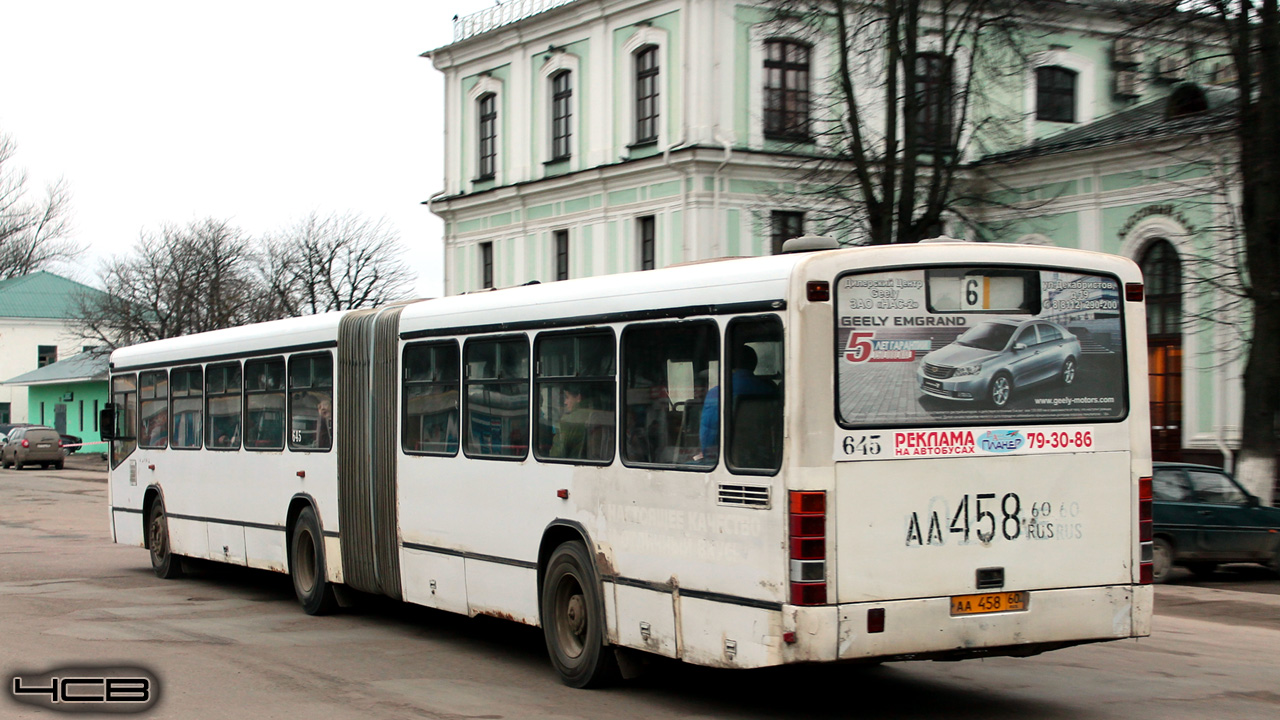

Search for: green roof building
xmin=0 ymin=271 xmax=106 ymax=426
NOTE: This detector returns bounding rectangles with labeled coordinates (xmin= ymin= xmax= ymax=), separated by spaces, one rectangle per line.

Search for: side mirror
xmin=1013 ymin=342 xmax=1027 ymax=352
xmin=1246 ymin=494 xmax=1260 ymax=508
xmin=99 ymin=404 xmax=117 ymax=441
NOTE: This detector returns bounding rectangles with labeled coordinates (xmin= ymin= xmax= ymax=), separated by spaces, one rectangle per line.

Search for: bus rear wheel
xmin=541 ymin=541 xmax=617 ymax=688
xmin=290 ymin=506 xmax=338 ymax=615
xmin=148 ymin=499 xmax=183 ymax=579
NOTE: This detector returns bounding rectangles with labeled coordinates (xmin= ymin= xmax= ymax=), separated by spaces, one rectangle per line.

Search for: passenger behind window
xmin=699 ymin=345 xmax=776 ymax=462
xmin=549 ymin=384 xmax=590 ymax=458
xmin=316 ymin=397 xmax=333 ymax=449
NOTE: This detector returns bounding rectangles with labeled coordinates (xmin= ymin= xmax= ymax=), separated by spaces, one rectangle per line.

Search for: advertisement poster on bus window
xmin=835 ymin=267 xmax=1126 ymax=429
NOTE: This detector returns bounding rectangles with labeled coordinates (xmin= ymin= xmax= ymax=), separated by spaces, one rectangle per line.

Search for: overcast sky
xmin=1 ymin=0 xmax=499 ymax=298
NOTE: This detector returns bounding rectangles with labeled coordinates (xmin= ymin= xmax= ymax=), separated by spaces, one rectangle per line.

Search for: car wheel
xmin=988 ymin=373 xmax=1012 ymax=408
xmin=1152 ymin=537 xmax=1173 ymax=583
xmin=55 ymin=460 xmax=64 ymax=470
xmin=1187 ymin=562 xmax=1218 ymax=579
xmin=1270 ymin=545 xmax=1280 ymax=577
xmin=290 ymin=506 xmax=338 ymax=615
xmin=14 ymin=458 xmax=23 ymax=470
xmin=1061 ymin=357 xmax=1077 ymax=386
xmin=148 ymin=499 xmax=184 ymax=579
xmin=542 ymin=540 xmax=618 ymax=688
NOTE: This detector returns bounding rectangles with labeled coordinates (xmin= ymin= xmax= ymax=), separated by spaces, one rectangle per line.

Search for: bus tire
xmin=148 ymin=498 xmax=184 ymax=579
xmin=541 ymin=541 xmax=618 ymax=688
xmin=289 ymin=506 xmax=338 ymax=615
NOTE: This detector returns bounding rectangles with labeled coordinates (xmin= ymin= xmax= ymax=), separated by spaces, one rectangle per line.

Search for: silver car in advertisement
xmin=917 ymin=319 xmax=1081 ymax=407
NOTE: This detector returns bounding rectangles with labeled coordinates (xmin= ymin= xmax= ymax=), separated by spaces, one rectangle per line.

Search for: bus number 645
xmin=842 ymin=434 xmax=882 ymax=457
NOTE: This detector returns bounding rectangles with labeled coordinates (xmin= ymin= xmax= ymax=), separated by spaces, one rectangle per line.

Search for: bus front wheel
xmin=148 ymin=499 xmax=183 ymax=579
xmin=289 ymin=506 xmax=338 ymax=615
xmin=541 ymin=541 xmax=617 ymax=688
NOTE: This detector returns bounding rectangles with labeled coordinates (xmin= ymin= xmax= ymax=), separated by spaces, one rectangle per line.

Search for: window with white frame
xmin=635 ymin=45 xmax=659 ymax=144
xmin=551 ymin=71 xmax=573 ymax=161
xmin=1036 ymin=66 xmax=1077 ymax=123
xmin=914 ymin=53 xmax=954 ymax=151
xmin=477 ymin=92 xmax=497 ymax=179
xmin=764 ymin=39 xmax=811 ymax=141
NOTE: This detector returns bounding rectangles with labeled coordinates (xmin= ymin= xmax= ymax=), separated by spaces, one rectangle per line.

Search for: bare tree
xmin=76 ymin=218 xmax=266 ymax=351
xmin=0 ymin=132 xmax=80 ymax=278
xmin=255 ymin=211 xmax=415 ymax=316
xmin=1100 ymin=1 xmax=1280 ymax=503
xmin=763 ymin=0 xmax=1036 ymax=245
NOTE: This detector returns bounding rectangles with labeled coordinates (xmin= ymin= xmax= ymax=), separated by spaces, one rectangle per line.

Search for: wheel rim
xmin=296 ymin=529 xmax=318 ymax=593
xmin=1064 ymin=359 xmax=1076 ymax=384
xmin=150 ymin=509 xmax=168 ymax=564
xmin=1153 ymin=541 xmax=1171 ymax=581
xmin=552 ymin=573 xmax=588 ymax=659
xmin=992 ymin=377 xmax=1010 ymax=406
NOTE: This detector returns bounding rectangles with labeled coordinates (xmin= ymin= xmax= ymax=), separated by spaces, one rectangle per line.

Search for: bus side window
xmin=725 ymin=316 xmax=784 ymax=473
xmin=139 ymin=370 xmax=168 ymax=449
xmin=463 ymin=335 xmax=530 ymax=459
xmin=534 ymin=330 xmax=616 ymax=464
xmin=110 ymin=373 xmax=139 ymax=468
xmin=170 ymin=366 xmax=203 ymax=450
xmin=621 ymin=321 xmax=718 ymax=469
xmin=206 ymin=362 xmax=243 ymax=450
xmin=289 ymin=353 xmax=333 ymax=452
xmin=403 ymin=341 xmax=460 ymax=456
xmin=245 ymin=358 xmax=285 ymax=451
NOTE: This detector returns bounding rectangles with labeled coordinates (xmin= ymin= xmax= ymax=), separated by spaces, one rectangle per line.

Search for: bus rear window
xmin=835 ymin=267 xmax=1126 ymax=427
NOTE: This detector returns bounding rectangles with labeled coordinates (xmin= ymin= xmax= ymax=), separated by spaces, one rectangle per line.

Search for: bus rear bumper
xmin=829 ymin=583 xmax=1151 ymax=662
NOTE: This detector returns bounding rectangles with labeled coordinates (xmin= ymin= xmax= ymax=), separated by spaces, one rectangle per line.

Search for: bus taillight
xmin=789 ymin=491 xmax=827 ymax=605
xmin=1138 ymin=477 xmax=1153 ymax=584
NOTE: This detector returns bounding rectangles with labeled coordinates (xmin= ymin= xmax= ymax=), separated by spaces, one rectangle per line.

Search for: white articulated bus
xmin=103 ymin=241 xmax=1154 ymax=687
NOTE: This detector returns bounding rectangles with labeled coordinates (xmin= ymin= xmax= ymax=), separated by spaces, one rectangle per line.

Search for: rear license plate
xmin=37 ymin=443 xmax=52 ymax=449
xmin=950 ymin=591 xmax=1028 ymax=616
xmin=923 ymin=379 xmax=943 ymax=391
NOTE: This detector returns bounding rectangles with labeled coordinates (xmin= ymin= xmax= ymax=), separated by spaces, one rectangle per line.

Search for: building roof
xmin=0 ymin=271 xmax=105 ymax=320
xmin=978 ymin=84 xmax=1238 ymax=165
xmin=442 ymin=0 xmax=579 ymax=47
xmin=2 ymin=352 xmax=109 ymax=386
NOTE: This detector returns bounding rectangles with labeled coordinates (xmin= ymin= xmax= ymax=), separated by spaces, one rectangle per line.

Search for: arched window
xmin=635 ymin=45 xmax=659 ymax=144
xmin=550 ymin=71 xmax=573 ymax=161
xmin=764 ymin=39 xmax=810 ymax=141
xmin=1140 ymin=239 xmax=1182 ymax=460
xmin=1142 ymin=239 xmax=1182 ymax=337
xmin=477 ymin=92 xmax=497 ymax=180
xmin=914 ymin=53 xmax=954 ymax=150
xmin=1167 ymin=83 xmax=1209 ymax=118
xmin=1036 ymin=66 xmax=1077 ymax=123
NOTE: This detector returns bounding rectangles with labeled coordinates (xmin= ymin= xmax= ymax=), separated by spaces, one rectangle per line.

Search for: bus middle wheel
xmin=541 ymin=541 xmax=617 ymax=688
xmin=289 ymin=506 xmax=338 ymax=615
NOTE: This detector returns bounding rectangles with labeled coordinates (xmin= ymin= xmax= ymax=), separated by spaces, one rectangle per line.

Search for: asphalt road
xmin=2 ymin=455 xmax=1278 ymax=719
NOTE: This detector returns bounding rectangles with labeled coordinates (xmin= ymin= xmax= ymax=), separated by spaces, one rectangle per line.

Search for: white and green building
xmin=425 ymin=0 xmax=1244 ymax=472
